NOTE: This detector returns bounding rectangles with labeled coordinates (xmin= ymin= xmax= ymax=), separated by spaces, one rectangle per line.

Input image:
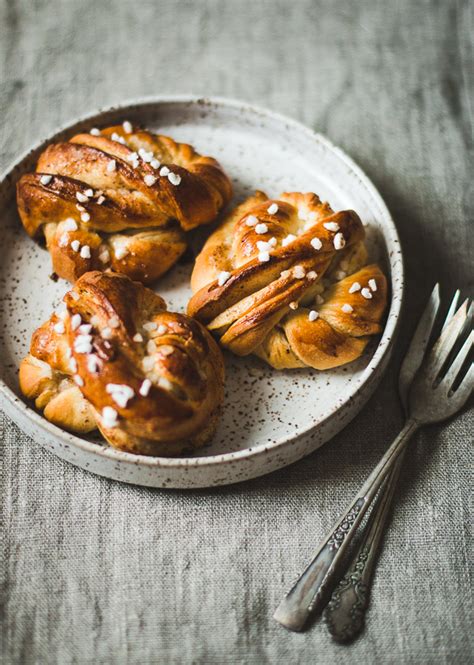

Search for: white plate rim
xmin=0 ymin=94 xmax=404 ymax=473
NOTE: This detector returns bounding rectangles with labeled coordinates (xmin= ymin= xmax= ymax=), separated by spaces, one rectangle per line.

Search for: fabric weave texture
xmin=1 ymin=1 xmax=472 ymax=663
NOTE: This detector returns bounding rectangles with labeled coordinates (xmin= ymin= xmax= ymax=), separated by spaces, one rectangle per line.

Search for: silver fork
xmin=273 ymin=285 xmax=473 ymax=633
xmin=322 ymin=286 xmax=470 ymax=642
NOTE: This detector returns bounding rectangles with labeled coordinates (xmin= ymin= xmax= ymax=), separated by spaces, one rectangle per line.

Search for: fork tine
xmin=447 ymin=363 xmax=474 ymax=413
xmin=424 ymin=300 xmax=469 ymax=382
xmin=441 ymin=289 xmax=461 ymax=332
xmin=399 ymin=284 xmax=440 ymax=411
xmin=467 ymin=302 xmax=474 ymax=322
xmin=440 ymin=330 xmax=474 ymax=392
xmin=457 ymin=363 xmax=474 ymax=396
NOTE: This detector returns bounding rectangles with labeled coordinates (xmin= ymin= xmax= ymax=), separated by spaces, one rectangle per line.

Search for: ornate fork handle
xmin=323 ymin=454 xmax=404 ymax=642
xmin=273 ymin=419 xmax=418 ymax=631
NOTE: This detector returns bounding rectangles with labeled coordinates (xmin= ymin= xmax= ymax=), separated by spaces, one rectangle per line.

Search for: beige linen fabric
xmin=1 ymin=1 xmax=472 ymax=663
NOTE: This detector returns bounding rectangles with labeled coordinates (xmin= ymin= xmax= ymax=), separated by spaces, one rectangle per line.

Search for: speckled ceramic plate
xmin=0 ymin=96 xmax=403 ymax=488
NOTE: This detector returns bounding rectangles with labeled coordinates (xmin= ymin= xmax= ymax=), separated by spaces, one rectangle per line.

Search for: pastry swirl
xmin=17 ymin=123 xmax=232 ymax=284
xmin=188 ymin=191 xmax=388 ymax=370
xmin=19 ymin=271 xmax=225 ymax=455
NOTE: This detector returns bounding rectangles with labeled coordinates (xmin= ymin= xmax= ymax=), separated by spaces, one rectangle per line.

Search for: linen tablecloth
xmin=1 ymin=1 xmax=472 ymax=663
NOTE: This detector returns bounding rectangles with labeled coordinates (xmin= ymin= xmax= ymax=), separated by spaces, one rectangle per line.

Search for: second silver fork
xmin=273 ymin=285 xmax=473 ymax=634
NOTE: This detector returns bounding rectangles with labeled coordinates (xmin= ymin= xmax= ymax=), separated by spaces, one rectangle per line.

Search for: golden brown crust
xmin=19 ymin=271 xmax=225 ymax=456
xmin=257 ymin=265 xmax=387 ymax=369
xmin=17 ymin=124 xmax=232 ymax=284
xmin=188 ymin=192 xmax=389 ymax=370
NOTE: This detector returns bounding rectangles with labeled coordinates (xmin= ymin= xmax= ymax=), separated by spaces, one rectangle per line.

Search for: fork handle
xmin=273 ymin=419 xmax=418 ymax=632
xmin=323 ymin=453 xmax=404 ymax=642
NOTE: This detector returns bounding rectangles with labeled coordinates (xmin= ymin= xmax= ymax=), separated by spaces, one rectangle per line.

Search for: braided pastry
xmin=19 ymin=271 xmax=225 ymax=456
xmin=188 ymin=191 xmax=388 ymax=370
xmin=17 ymin=122 xmax=232 ymax=284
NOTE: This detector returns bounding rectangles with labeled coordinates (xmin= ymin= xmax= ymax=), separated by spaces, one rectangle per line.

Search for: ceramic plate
xmin=0 ymin=96 xmax=403 ymax=488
